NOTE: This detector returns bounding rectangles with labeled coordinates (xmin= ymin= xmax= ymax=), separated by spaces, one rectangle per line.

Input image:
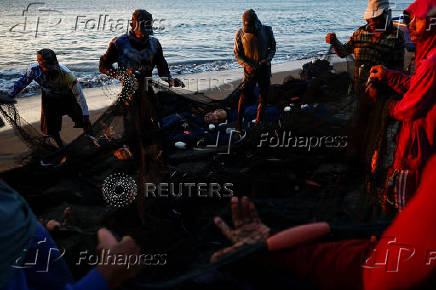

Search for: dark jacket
xmin=99 ymin=31 xmax=172 ymax=81
xmin=234 ymin=20 xmax=276 ymax=75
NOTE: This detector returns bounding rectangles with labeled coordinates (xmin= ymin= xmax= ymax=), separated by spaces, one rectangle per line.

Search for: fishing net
xmin=0 ymin=65 xmax=393 ymax=289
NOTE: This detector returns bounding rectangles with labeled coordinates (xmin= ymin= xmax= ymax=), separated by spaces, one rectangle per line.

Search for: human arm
xmin=99 ymin=38 xmax=124 ymax=81
xmin=234 ymin=30 xmax=257 ymax=74
xmin=154 ymin=40 xmax=184 ymax=87
xmin=363 ymin=156 xmax=436 ymax=289
xmin=211 ymin=196 xmax=372 ymax=289
xmin=326 ymin=33 xmax=354 ymax=58
xmin=7 ymin=64 xmax=37 ymax=98
xmin=369 ymin=65 xmax=411 ymax=95
xmin=23 ymin=224 xmax=140 ymax=290
xmin=260 ymin=26 xmax=276 ymax=66
xmin=386 ymin=60 xmax=436 ymax=121
xmin=211 ymin=196 xmax=331 ymax=261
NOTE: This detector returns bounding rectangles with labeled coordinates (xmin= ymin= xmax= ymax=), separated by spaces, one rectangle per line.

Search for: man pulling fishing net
xmin=1 ymin=49 xmax=92 ymax=148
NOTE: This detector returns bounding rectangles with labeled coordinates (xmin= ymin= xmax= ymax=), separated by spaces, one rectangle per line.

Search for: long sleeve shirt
xmin=255 ymin=155 xmax=436 ymax=290
xmin=8 ymin=64 xmax=89 ymax=116
xmin=234 ymin=23 xmax=276 ymax=70
xmin=99 ymin=31 xmax=172 ymax=82
xmin=332 ymin=24 xmax=404 ymax=90
xmin=384 ymin=48 xmax=436 ymax=172
xmin=3 ymin=223 xmax=109 ymax=290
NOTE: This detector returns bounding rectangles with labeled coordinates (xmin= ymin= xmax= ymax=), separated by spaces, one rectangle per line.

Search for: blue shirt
xmin=3 ymin=223 xmax=109 ymax=290
xmin=8 ymin=64 xmax=89 ymax=116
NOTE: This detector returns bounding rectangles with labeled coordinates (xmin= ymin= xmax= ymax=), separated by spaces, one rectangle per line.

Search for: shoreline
xmin=0 ymin=57 xmax=351 ymax=172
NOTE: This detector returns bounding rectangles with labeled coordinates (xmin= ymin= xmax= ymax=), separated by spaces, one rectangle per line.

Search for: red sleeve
xmin=363 ymin=156 xmax=436 ymax=289
xmin=388 ymin=59 xmax=436 ymax=121
xmin=385 ymin=69 xmax=411 ymax=95
xmin=262 ymin=239 xmax=372 ymax=290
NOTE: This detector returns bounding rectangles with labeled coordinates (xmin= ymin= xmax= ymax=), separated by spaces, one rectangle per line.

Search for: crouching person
xmin=5 ymin=49 xmax=92 ymax=147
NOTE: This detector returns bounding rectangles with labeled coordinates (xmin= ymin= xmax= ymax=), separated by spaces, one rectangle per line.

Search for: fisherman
xmin=2 ymin=49 xmax=91 ymax=148
xmin=368 ymin=0 xmax=436 ymax=211
xmin=99 ymin=9 xmax=184 ymax=158
xmin=326 ymin=0 xmax=404 ymax=165
xmin=234 ymin=9 xmax=276 ymax=131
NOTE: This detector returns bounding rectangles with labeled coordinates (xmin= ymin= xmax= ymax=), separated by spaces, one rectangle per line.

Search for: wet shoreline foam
xmin=0 ymin=57 xmax=351 ymax=133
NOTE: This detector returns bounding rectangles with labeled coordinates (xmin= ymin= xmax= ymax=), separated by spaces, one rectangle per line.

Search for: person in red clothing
xmin=212 ymin=155 xmax=436 ymax=289
xmin=368 ymin=0 xmax=436 ymax=211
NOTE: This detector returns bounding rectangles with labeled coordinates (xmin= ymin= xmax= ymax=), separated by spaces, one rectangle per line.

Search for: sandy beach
xmin=0 ymin=58 xmax=351 ymax=172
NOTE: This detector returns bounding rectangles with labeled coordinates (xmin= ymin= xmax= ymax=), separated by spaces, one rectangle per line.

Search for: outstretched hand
xmin=210 ymin=196 xmax=271 ymax=263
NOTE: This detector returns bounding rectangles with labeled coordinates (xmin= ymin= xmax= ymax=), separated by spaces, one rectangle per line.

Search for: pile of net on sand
xmin=0 ymin=61 xmax=389 ymax=289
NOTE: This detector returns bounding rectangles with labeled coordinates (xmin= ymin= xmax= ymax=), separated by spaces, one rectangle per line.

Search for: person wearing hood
xmin=369 ymin=0 xmax=436 ymax=211
xmin=2 ymin=49 xmax=92 ymax=148
xmin=0 ymin=181 xmax=142 ymax=290
xmin=99 ymin=9 xmax=183 ymax=89
xmin=99 ymin=9 xmax=184 ymax=165
xmin=234 ymin=9 xmax=276 ymax=131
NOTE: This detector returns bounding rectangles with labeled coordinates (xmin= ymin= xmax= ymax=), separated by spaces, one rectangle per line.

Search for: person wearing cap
xmin=0 ymin=181 xmax=142 ymax=289
xmin=326 ymin=1 xmax=405 ymax=212
xmin=234 ymin=9 xmax=276 ymax=131
xmin=326 ymin=0 xmax=404 ymax=93
xmin=4 ymin=49 xmax=91 ymax=147
xmin=368 ymin=0 xmax=436 ymax=211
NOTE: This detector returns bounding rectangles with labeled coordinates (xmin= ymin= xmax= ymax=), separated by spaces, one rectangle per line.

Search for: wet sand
xmin=0 ymin=58 xmax=351 ymax=172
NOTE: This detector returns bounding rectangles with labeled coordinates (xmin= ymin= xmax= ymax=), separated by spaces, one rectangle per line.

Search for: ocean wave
xmin=0 ymin=54 xmax=314 ymax=98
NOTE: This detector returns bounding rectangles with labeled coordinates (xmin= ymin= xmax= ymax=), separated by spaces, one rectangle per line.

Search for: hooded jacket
xmin=234 ymin=19 xmax=276 ymax=75
xmin=383 ymin=0 xmax=436 ymax=180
